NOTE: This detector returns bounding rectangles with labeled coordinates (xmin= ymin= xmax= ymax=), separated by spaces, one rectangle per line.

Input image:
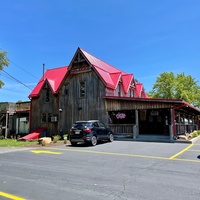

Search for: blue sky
xmin=0 ymin=0 xmax=200 ymax=102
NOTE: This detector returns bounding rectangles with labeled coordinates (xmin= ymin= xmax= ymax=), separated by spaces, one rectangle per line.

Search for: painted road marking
xmin=169 ymin=144 xmax=193 ymax=160
xmin=44 ymin=146 xmax=200 ymax=163
xmin=0 ymin=191 xmax=25 ymax=200
xmin=44 ymin=147 xmax=168 ymax=159
xmin=31 ymin=150 xmax=62 ymax=154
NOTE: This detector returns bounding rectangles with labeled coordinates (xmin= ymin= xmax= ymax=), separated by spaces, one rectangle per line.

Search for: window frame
xmin=42 ymin=113 xmax=47 ymax=123
xmin=46 ymin=89 xmax=50 ymax=102
xmin=79 ymin=81 xmax=86 ymax=98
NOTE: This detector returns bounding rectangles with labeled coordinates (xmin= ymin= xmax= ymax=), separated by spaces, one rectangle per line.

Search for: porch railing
xmin=176 ymin=123 xmax=198 ymax=135
xmin=108 ymin=124 xmax=134 ymax=138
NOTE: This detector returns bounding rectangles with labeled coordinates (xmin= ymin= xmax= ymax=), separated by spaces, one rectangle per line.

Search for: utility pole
xmin=43 ymin=63 xmax=45 ymax=80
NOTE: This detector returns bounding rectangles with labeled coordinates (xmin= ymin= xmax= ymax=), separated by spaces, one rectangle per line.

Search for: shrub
xmin=53 ymin=135 xmax=59 ymax=143
xmin=41 ymin=140 xmax=46 ymax=146
xmin=191 ymin=131 xmax=198 ymax=138
xmin=0 ymin=135 xmax=5 ymax=140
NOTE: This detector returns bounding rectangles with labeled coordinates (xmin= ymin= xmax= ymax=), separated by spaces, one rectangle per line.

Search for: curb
xmin=175 ymin=135 xmax=200 ymax=144
xmin=114 ymin=135 xmax=200 ymax=144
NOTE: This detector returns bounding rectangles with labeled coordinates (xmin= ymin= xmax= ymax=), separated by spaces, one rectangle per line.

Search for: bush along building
xmin=28 ymin=47 xmax=200 ymax=141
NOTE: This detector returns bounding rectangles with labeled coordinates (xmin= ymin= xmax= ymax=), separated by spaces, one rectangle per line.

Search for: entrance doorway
xmin=139 ymin=109 xmax=170 ymax=135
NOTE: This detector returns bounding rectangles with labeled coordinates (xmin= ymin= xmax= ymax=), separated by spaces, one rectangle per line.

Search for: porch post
xmin=5 ymin=113 xmax=8 ymax=139
xmin=133 ymin=109 xmax=139 ymax=139
xmin=169 ymin=108 xmax=174 ymax=141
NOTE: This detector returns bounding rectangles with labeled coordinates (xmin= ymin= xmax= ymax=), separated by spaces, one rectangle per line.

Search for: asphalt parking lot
xmin=1 ymin=139 xmax=200 ymax=200
xmin=1 ymin=138 xmax=200 ymax=162
xmin=54 ymin=139 xmax=200 ymax=162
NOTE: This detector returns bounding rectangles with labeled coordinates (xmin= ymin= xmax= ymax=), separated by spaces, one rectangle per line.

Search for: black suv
xmin=69 ymin=120 xmax=114 ymax=146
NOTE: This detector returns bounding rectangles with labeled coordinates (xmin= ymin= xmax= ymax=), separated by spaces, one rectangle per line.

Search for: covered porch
xmin=105 ymin=97 xmax=200 ymax=142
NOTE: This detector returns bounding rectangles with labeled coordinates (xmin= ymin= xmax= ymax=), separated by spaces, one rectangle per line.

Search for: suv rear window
xmin=72 ymin=122 xmax=92 ymax=129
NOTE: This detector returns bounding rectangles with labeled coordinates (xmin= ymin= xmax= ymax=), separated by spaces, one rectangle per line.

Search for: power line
xmin=1 ymin=69 xmax=33 ymax=90
xmin=0 ymin=71 xmax=16 ymax=83
xmin=10 ymin=60 xmax=39 ymax=80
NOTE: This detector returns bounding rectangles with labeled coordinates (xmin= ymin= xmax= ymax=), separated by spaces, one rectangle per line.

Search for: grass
xmin=0 ymin=135 xmax=67 ymax=147
xmin=0 ymin=139 xmax=38 ymax=147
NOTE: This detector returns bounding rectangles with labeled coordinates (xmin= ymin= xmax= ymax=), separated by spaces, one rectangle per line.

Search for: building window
xmin=46 ymin=90 xmax=50 ymax=102
xmin=118 ymin=84 xmax=121 ymax=96
xmin=48 ymin=113 xmax=52 ymax=122
xmin=108 ymin=110 xmax=135 ymax=124
xmin=129 ymin=89 xmax=134 ymax=97
xmin=42 ymin=113 xmax=46 ymax=123
xmin=79 ymin=81 xmax=86 ymax=97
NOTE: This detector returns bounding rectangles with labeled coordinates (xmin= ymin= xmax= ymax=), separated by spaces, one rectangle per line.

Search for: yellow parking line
xmin=44 ymin=147 xmax=200 ymax=163
xmin=44 ymin=147 xmax=169 ymax=160
xmin=0 ymin=191 xmax=25 ymax=200
xmin=169 ymin=144 xmax=193 ymax=160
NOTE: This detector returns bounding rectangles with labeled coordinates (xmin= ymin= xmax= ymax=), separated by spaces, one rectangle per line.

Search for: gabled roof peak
xmin=29 ymin=66 xmax=68 ymax=98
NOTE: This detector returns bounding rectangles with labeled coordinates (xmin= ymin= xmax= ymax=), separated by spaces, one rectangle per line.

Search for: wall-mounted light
xmin=59 ymin=108 xmax=62 ymax=112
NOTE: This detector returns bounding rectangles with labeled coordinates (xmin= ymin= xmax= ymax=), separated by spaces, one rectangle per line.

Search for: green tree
xmin=148 ymin=72 xmax=200 ymax=107
xmin=0 ymin=49 xmax=9 ymax=88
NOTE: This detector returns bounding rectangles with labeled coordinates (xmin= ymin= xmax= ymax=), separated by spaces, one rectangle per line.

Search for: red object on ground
xmin=20 ymin=128 xmax=47 ymax=140
xmin=21 ymin=132 xmax=40 ymax=140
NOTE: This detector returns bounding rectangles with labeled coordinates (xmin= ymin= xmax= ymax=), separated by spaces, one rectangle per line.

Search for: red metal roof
xmin=93 ymin=65 xmax=116 ymax=89
xmin=79 ymin=48 xmax=148 ymax=96
xmin=110 ymin=72 xmax=122 ymax=89
xmin=122 ymin=74 xmax=133 ymax=94
xmin=29 ymin=48 xmax=149 ymax=99
xmin=29 ymin=66 xmax=68 ymax=98
xmin=80 ymin=48 xmax=126 ymax=75
xmin=135 ymin=83 xmax=143 ymax=97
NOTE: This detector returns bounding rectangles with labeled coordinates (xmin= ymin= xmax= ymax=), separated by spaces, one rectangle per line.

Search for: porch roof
xmin=104 ymin=96 xmax=200 ymax=115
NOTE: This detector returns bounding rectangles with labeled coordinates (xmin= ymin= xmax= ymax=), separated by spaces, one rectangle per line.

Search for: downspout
xmin=29 ymin=98 xmax=32 ymax=132
xmin=57 ymin=95 xmax=60 ymax=136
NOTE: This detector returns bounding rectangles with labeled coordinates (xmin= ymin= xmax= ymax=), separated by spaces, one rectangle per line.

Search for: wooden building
xmin=0 ymin=101 xmax=30 ymax=138
xmin=29 ymin=47 xmax=200 ymax=141
xmin=15 ymin=101 xmax=30 ymax=137
xmin=0 ymin=102 xmax=15 ymax=138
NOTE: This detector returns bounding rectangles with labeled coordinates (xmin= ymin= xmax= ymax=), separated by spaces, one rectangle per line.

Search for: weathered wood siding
xmin=59 ymin=69 xmax=108 ymax=134
xmin=15 ymin=102 xmax=30 ymax=112
xmin=31 ymin=87 xmax=59 ymax=135
xmin=105 ymin=99 xmax=176 ymax=111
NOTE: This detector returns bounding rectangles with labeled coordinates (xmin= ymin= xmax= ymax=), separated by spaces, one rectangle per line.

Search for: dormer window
xmin=118 ymin=84 xmax=121 ymax=97
xmin=129 ymin=89 xmax=134 ymax=97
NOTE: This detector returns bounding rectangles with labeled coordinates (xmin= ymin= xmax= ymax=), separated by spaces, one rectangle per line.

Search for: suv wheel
xmin=108 ymin=133 xmax=114 ymax=142
xmin=91 ymin=136 xmax=97 ymax=146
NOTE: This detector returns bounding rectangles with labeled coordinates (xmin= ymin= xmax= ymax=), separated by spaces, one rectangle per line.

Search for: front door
xmin=139 ymin=109 xmax=170 ymax=135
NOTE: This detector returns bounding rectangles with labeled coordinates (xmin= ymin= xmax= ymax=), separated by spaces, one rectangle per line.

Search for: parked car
xmin=69 ymin=120 xmax=114 ymax=146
